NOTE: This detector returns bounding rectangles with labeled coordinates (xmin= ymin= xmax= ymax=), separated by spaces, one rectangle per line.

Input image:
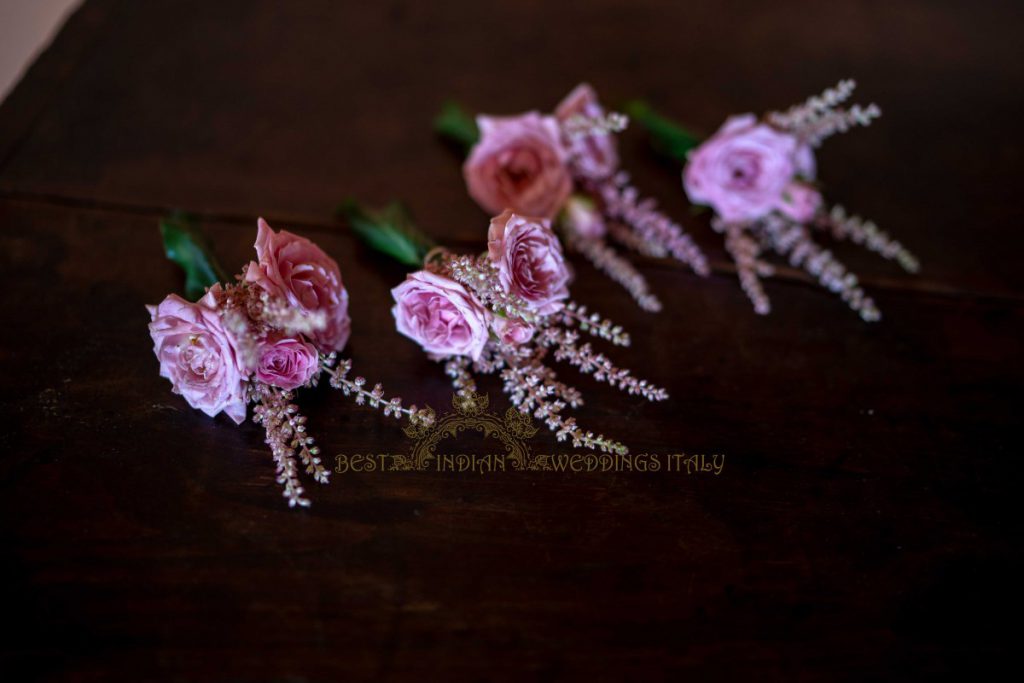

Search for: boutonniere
xmin=436 ymin=83 xmax=709 ymax=313
xmin=344 ymin=201 xmax=667 ymax=456
xmin=148 ymin=216 xmax=434 ymax=507
xmin=629 ymin=79 xmax=919 ymax=321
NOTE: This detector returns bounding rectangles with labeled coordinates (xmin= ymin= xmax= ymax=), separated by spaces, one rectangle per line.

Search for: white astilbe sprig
xmin=605 ymin=222 xmax=668 ymax=259
xmin=500 ymin=360 xmax=625 ymax=455
xmin=566 ymin=234 xmax=663 ymax=313
xmin=768 ymin=79 xmax=881 ymax=147
xmin=446 ymin=341 xmax=621 ymax=453
xmin=713 ymin=214 xmax=881 ymax=322
xmin=497 ymin=342 xmax=585 ymax=408
xmin=719 ymin=222 xmax=774 ymax=316
xmin=556 ymin=301 xmax=632 ymax=346
xmin=760 ymin=215 xmax=880 ymax=322
xmin=537 ymin=328 xmax=668 ymax=401
xmin=445 ymin=356 xmax=479 ymax=395
xmin=768 ymin=78 xmax=857 ymax=130
xmin=324 ymin=355 xmax=436 ymax=427
xmin=815 ymin=205 xmax=919 ymax=274
xmin=594 ymin=172 xmax=711 ymax=276
xmin=562 ymin=110 xmax=629 ymax=141
xmin=251 ymin=383 xmax=326 ymax=508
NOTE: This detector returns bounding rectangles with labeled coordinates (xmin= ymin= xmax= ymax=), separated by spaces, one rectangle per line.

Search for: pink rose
xmin=684 ymin=114 xmax=804 ymax=223
xmin=147 ymin=287 xmax=248 ymax=424
xmin=794 ymin=143 xmax=817 ymax=181
xmin=245 ymin=218 xmax=351 ymax=353
xmin=555 ymin=83 xmax=619 ymax=180
xmin=254 ymin=334 xmax=319 ymax=390
xmin=487 ymin=210 xmax=571 ymax=315
xmin=463 ymin=112 xmax=573 ymax=219
xmin=391 ymin=270 xmax=491 ymax=360
xmin=491 ymin=316 xmax=535 ymax=345
xmin=776 ymin=182 xmax=822 ymax=223
xmin=562 ymin=195 xmax=607 ymax=240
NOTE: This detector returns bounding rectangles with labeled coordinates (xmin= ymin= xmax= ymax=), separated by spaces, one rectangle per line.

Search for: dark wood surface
xmin=1 ymin=1 xmax=1021 ymax=680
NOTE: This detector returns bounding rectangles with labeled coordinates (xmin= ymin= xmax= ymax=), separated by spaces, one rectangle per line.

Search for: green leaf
xmin=434 ymin=101 xmax=480 ymax=156
xmin=159 ymin=212 xmax=227 ymax=300
xmin=624 ymin=100 xmax=702 ymax=164
xmin=339 ymin=199 xmax=436 ymax=268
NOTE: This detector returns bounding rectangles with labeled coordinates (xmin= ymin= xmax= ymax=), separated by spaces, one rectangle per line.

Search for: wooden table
xmin=1 ymin=1 xmax=1020 ymax=679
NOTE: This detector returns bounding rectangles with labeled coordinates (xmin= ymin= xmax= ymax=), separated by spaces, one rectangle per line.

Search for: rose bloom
xmin=254 ymin=334 xmax=319 ymax=390
xmin=391 ymin=270 xmax=491 ymax=360
xmin=684 ymin=114 xmax=817 ymax=223
xmin=491 ymin=316 xmax=535 ymax=346
xmin=245 ymin=218 xmax=351 ymax=353
xmin=562 ymin=194 xmax=607 ymax=240
xmin=555 ymin=82 xmax=619 ymax=180
xmin=777 ymin=181 xmax=823 ymax=223
xmin=487 ymin=210 xmax=571 ymax=314
xmin=463 ymin=112 xmax=573 ymax=219
xmin=148 ymin=286 xmax=248 ymax=424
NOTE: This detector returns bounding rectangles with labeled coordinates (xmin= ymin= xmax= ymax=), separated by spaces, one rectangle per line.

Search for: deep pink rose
xmin=245 ymin=218 xmax=351 ymax=353
xmin=463 ymin=112 xmax=573 ymax=219
xmin=777 ymin=182 xmax=822 ymax=223
xmin=562 ymin=195 xmax=607 ymax=240
xmin=491 ymin=316 xmax=535 ymax=346
xmin=255 ymin=334 xmax=319 ymax=390
xmin=147 ymin=287 xmax=247 ymax=424
xmin=487 ymin=210 xmax=571 ymax=315
xmin=684 ymin=114 xmax=808 ymax=223
xmin=555 ymin=82 xmax=619 ymax=180
xmin=391 ymin=270 xmax=490 ymax=360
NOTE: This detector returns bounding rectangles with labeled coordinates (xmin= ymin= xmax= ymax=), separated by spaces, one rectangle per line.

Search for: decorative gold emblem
xmin=396 ymin=391 xmax=540 ymax=471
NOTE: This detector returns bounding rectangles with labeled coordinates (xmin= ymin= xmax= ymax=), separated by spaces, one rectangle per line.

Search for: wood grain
xmin=0 ymin=1 xmax=1021 ymax=680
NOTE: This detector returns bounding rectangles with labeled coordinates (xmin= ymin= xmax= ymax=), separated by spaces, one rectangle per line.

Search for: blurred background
xmin=0 ymin=0 xmax=80 ymax=99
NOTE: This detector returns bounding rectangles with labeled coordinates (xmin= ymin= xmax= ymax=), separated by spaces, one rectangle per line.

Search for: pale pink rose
xmin=491 ymin=316 xmax=535 ymax=345
xmin=487 ymin=210 xmax=571 ymax=315
xmin=147 ymin=287 xmax=247 ymax=424
xmin=391 ymin=270 xmax=491 ymax=360
xmin=463 ymin=112 xmax=573 ymax=219
xmin=555 ymin=82 xmax=619 ymax=180
xmin=562 ymin=195 xmax=607 ymax=240
xmin=776 ymin=182 xmax=822 ymax=223
xmin=794 ymin=143 xmax=817 ymax=180
xmin=255 ymin=334 xmax=319 ymax=390
xmin=684 ymin=114 xmax=802 ymax=223
xmin=245 ymin=218 xmax=351 ymax=353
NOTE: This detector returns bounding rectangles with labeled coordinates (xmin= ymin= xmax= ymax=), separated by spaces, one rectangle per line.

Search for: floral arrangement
xmin=629 ymin=79 xmax=919 ymax=321
xmin=148 ymin=216 xmax=434 ymax=507
xmin=344 ymin=202 xmax=668 ymax=455
xmin=436 ymin=83 xmax=709 ymax=313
